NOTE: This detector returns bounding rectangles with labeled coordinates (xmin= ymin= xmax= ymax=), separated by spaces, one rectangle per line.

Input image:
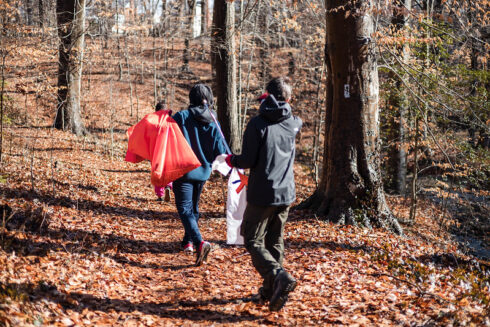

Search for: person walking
xmin=226 ymin=77 xmax=302 ymax=311
xmin=172 ymin=84 xmax=228 ymax=265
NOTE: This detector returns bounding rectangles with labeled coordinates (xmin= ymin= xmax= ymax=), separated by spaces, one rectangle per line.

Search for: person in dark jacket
xmin=226 ymin=77 xmax=302 ymax=311
xmin=172 ymin=84 xmax=228 ymax=266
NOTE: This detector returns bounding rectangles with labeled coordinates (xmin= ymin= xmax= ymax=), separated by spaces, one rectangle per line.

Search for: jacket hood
xmin=188 ymin=105 xmax=217 ymax=125
xmin=258 ymin=94 xmax=292 ymax=123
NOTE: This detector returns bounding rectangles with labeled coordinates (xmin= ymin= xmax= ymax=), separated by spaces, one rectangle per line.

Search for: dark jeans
xmin=173 ymin=179 xmax=205 ymax=249
xmin=240 ymin=203 xmax=290 ymax=287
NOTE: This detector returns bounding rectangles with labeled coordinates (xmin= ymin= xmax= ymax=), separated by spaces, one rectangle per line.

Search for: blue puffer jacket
xmin=172 ymin=105 xmax=228 ymax=182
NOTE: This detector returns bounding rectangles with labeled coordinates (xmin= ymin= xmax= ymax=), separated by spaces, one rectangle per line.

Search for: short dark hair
xmin=266 ymin=77 xmax=292 ymax=101
xmin=189 ymin=84 xmax=214 ymax=106
xmin=155 ymin=101 xmax=165 ymax=111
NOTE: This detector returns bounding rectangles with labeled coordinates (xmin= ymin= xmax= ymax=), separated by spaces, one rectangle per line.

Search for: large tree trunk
xmin=54 ymin=0 xmax=86 ymax=135
xmin=211 ymin=0 xmax=240 ymax=152
xmin=298 ymin=0 xmax=402 ymax=234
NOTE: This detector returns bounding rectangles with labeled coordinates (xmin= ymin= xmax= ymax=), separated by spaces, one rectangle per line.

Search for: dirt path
xmin=1 ymin=126 xmax=488 ymax=326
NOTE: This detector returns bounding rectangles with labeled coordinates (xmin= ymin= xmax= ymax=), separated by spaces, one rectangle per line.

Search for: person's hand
xmin=225 ymin=154 xmax=233 ymax=168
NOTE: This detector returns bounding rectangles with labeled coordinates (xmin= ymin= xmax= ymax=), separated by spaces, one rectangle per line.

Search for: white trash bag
xmin=226 ymin=168 xmax=246 ymax=245
xmin=212 ymin=155 xmax=246 ymax=245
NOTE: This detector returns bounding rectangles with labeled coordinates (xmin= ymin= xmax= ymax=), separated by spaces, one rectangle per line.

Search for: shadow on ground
xmin=2 ymin=282 xmax=262 ymax=323
xmin=1 ymin=186 xmax=175 ymax=221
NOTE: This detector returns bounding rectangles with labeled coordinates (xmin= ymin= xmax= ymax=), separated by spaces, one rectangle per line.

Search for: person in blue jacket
xmin=172 ymin=84 xmax=228 ymax=266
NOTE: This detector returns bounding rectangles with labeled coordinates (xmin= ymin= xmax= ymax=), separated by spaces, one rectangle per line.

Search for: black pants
xmin=240 ymin=203 xmax=290 ymax=281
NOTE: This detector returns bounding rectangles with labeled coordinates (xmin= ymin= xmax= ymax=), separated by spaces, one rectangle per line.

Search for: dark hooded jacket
xmin=230 ymin=95 xmax=302 ymax=206
xmin=172 ymin=105 xmax=228 ymax=182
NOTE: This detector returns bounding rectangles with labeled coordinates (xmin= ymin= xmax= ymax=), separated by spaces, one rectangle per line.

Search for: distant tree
xmin=182 ymin=0 xmax=196 ymax=72
xmin=54 ymin=0 xmax=86 ymax=135
xmin=25 ymin=0 xmax=33 ymax=25
xmin=200 ymin=0 xmax=207 ymax=35
xmin=38 ymin=0 xmax=44 ymax=28
xmin=385 ymin=0 xmax=411 ymax=195
xmin=211 ymin=0 xmax=239 ymax=152
xmin=298 ymin=0 xmax=403 ymax=234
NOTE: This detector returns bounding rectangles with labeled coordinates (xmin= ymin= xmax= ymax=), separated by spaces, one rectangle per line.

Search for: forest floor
xmin=0 ymin=36 xmax=489 ymax=326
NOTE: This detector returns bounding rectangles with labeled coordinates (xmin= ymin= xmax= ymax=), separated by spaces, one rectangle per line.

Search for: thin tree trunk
xmin=242 ymin=3 xmax=261 ymax=133
xmin=257 ymin=3 xmax=270 ymax=87
xmin=0 ymin=54 xmax=6 ymax=163
xmin=38 ymin=0 xmax=44 ymax=28
xmin=200 ymin=0 xmax=207 ymax=35
xmin=124 ymin=38 xmax=134 ymax=117
xmin=153 ymin=35 xmax=157 ymax=105
xmin=409 ymin=114 xmax=419 ymax=222
xmin=54 ymin=0 xmax=86 ymax=135
xmin=161 ymin=0 xmax=167 ymax=31
xmin=212 ymin=0 xmax=240 ymax=152
xmin=238 ymin=0 xmax=244 ymax=131
xmin=182 ymin=0 xmax=196 ymax=72
xmin=312 ymin=63 xmax=326 ymax=187
xmin=386 ymin=0 xmax=411 ymax=195
xmin=26 ymin=0 xmax=33 ymax=25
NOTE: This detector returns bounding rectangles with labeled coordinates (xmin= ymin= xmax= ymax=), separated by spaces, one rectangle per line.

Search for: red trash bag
xmin=125 ymin=110 xmax=201 ymax=187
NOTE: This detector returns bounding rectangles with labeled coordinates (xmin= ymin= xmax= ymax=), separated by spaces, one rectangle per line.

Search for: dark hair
xmin=266 ymin=77 xmax=292 ymax=101
xmin=189 ymin=84 xmax=214 ymax=106
xmin=155 ymin=101 xmax=165 ymax=111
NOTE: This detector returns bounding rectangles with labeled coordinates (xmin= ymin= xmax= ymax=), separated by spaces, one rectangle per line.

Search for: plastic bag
xmin=125 ymin=110 xmax=201 ymax=187
xmin=211 ymin=153 xmax=232 ymax=176
xmin=226 ymin=168 xmax=247 ymax=245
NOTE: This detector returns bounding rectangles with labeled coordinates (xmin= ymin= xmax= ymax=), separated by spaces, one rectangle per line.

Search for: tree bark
xmin=298 ymin=0 xmax=402 ymax=234
xmin=25 ymin=0 xmax=33 ymax=25
xmin=211 ymin=0 xmax=240 ymax=152
xmin=161 ymin=0 xmax=167 ymax=31
xmin=182 ymin=0 xmax=196 ymax=72
xmin=200 ymin=0 xmax=207 ymax=35
xmin=257 ymin=2 xmax=270 ymax=86
xmin=38 ymin=0 xmax=44 ymax=28
xmin=54 ymin=0 xmax=86 ymax=135
xmin=386 ymin=0 xmax=411 ymax=195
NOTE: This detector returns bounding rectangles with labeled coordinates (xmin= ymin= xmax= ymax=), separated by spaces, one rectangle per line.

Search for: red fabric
xmin=225 ymin=154 xmax=233 ymax=168
xmin=125 ymin=110 xmax=201 ymax=187
xmin=257 ymin=92 xmax=268 ymax=102
xmin=235 ymin=171 xmax=248 ymax=194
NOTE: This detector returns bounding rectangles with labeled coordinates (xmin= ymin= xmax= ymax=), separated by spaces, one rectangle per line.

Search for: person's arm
xmin=230 ymin=121 xmax=261 ymax=169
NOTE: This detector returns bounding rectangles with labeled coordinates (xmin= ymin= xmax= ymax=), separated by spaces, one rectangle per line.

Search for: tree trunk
xmin=26 ymin=0 xmax=33 ymax=25
xmin=211 ymin=0 xmax=240 ymax=152
xmin=200 ymin=0 xmax=207 ymax=35
xmin=54 ymin=0 xmax=86 ymax=135
xmin=298 ymin=0 xmax=402 ymax=234
xmin=182 ymin=0 xmax=195 ymax=72
xmin=38 ymin=0 xmax=44 ymax=28
xmin=257 ymin=3 xmax=270 ymax=87
xmin=386 ymin=0 xmax=411 ymax=195
xmin=161 ymin=0 xmax=167 ymax=31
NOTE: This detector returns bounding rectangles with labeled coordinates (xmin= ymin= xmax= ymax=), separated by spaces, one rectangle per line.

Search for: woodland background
xmin=0 ymin=0 xmax=489 ymax=326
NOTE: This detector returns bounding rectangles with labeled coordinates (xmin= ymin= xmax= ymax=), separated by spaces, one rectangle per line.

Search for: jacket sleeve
xmin=231 ymin=120 xmax=261 ymax=169
xmin=212 ymin=126 xmax=229 ymax=157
